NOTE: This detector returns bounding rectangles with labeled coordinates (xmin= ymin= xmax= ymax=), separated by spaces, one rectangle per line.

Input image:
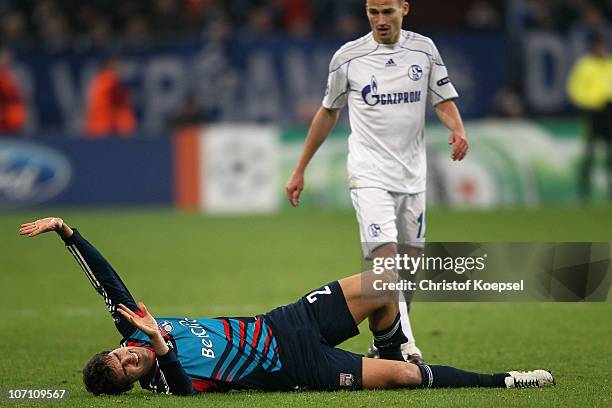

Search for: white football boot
xmin=505 ymin=370 xmax=555 ymax=388
xmin=401 ymin=341 xmax=424 ymax=364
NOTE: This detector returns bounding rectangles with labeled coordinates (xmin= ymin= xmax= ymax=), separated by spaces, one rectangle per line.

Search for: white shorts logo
xmin=368 ymin=224 xmax=382 ymax=237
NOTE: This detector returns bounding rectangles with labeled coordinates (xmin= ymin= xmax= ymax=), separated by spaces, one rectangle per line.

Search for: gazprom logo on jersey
xmin=0 ymin=140 xmax=72 ymax=206
xmin=361 ymin=75 xmax=422 ymax=107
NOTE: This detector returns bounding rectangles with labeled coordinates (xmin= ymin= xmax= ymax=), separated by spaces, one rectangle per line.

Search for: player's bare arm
xmin=435 ymin=100 xmax=469 ymax=161
xmin=286 ymin=106 xmax=341 ymax=207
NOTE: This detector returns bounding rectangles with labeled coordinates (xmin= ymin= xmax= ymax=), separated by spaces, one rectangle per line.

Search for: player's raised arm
xmin=286 ymin=106 xmax=341 ymax=207
xmin=435 ymin=100 xmax=469 ymax=162
xmin=19 ymin=217 xmax=140 ymax=338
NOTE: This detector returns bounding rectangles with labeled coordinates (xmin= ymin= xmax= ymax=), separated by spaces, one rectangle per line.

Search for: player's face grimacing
xmin=107 ymin=347 xmax=155 ymax=382
xmin=366 ymin=0 xmax=409 ymax=44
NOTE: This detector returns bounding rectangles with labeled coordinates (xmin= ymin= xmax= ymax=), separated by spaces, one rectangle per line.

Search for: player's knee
xmin=372 ymin=242 xmax=398 ymax=259
xmin=393 ymin=362 xmax=422 ymax=387
xmin=363 ymin=268 xmax=400 ymax=306
xmin=381 ymin=362 xmax=422 ymax=388
xmin=377 ymin=268 xmax=398 ymax=287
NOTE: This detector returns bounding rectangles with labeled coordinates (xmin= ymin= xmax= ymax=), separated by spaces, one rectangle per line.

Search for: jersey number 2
xmin=306 ymin=286 xmax=332 ymax=304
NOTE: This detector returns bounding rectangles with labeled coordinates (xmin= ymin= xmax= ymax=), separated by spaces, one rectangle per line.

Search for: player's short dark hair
xmin=82 ymin=351 xmax=134 ymax=396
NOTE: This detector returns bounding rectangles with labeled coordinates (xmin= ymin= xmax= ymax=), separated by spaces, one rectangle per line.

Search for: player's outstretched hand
xmin=286 ymin=171 xmax=304 ymax=207
xmin=117 ymin=303 xmax=160 ymax=338
xmin=19 ymin=217 xmax=66 ymax=238
xmin=448 ymin=132 xmax=469 ymax=161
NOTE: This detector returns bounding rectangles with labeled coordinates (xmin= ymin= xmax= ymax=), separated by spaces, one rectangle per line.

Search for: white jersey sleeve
xmin=322 ymin=51 xmax=349 ymax=109
xmin=427 ymin=43 xmax=458 ymax=106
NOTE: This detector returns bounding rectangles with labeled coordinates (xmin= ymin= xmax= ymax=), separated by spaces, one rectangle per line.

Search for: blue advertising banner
xmin=12 ymin=34 xmax=507 ymax=134
xmin=0 ymin=137 xmax=173 ymax=208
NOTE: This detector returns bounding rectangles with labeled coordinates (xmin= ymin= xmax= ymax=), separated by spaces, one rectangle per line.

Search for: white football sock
xmin=399 ymin=291 xmax=415 ymax=344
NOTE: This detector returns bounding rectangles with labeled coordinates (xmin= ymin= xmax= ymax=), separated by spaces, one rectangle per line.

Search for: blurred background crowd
xmin=0 ymin=1 xmax=610 ymax=209
xmin=3 ymin=0 xmax=496 ymax=49
xmin=0 ymin=0 xmax=610 ymax=136
xmin=1 ymin=0 xmax=611 ymax=48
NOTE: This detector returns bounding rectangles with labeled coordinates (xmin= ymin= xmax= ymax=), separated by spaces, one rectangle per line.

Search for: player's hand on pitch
xmin=19 ymin=217 xmax=64 ymax=237
xmin=286 ymin=171 xmax=304 ymax=207
xmin=117 ymin=303 xmax=160 ymax=338
xmin=448 ymin=132 xmax=469 ymax=161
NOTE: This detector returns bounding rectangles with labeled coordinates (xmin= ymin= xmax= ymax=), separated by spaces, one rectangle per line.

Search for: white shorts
xmin=350 ymin=188 xmax=426 ymax=259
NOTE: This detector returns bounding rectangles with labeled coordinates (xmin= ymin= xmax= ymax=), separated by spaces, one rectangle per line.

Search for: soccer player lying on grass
xmin=19 ymin=217 xmax=555 ymax=396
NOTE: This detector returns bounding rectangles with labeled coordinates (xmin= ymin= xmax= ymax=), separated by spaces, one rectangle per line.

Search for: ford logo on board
xmin=0 ymin=140 xmax=72 ymax=206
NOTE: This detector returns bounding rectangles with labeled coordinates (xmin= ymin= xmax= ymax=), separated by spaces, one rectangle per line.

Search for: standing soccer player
xmin=286 ymin=0 xmax=469 ymax=361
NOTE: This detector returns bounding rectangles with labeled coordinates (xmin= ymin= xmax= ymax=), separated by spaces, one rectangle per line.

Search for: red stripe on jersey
xmin=251 ymin=318 xmax=262 ymax=348
xmin=239 ymin=321 xmax=246 ymax=348
xmin=191 ymin=379 xmax=219 ymax=393
xmin=222 ymin=319 xmax=231 ymax=340
xmin=262 ymin=326 xmax=273 ymax=356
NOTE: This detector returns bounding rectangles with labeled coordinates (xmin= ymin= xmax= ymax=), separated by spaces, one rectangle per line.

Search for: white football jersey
xmin=322 ymin=30 xmax=458 ymax=193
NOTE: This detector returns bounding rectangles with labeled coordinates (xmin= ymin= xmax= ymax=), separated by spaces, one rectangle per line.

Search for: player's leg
xmin=297 ymin=271 xmax=406 ymax=361
xmin=606 ymin=135 xmax=612 ymax=198
xmin=338 ymin=272 xmax=406 ymax=361
xmin=362 ymin=358 xmax=421 ymax=389
xmin=337 ymin=273 xmax=397 ymax=329
xmin=604 ymin=106 xmax=612 ymax=198
xmin=362 ymin=358 xmax=555 ymax=389
xmin=350 ymin=188 xmax=398 ymax=261
xmin=580 ymin=112 xmax=597 ymax=200
xmin=394 ymin=192 xmax=426 ymax=361
xmin=350 ymin=188 xmax=408 ymax=360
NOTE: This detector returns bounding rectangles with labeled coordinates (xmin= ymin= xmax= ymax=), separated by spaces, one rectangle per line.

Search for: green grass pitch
xmin=1 ymin=207 xmax=611 ymax=407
